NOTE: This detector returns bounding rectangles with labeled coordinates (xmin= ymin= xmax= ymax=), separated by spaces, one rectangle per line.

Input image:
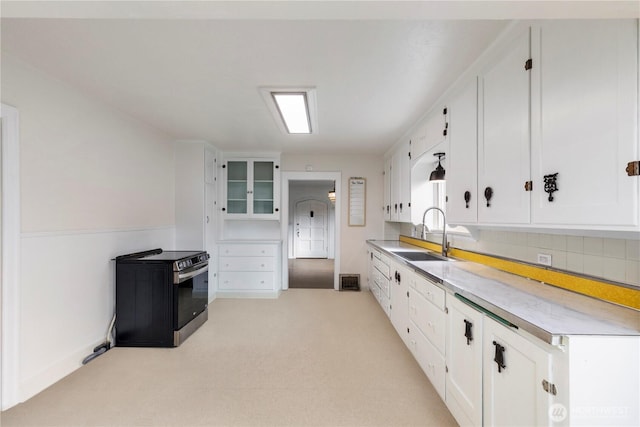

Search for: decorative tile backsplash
xmin=398 ymin=223 xmax=639 ymax=287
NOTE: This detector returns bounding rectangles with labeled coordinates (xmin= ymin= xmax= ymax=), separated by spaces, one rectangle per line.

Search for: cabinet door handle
xmin=399 ymin=203 xmax=403 ymax=212
xmin=492 ymin=341 xmax=506 ymax=373
xmin=394 ymin=203 xmax=398 ymax=212
xmin=464 ymin=319 xmax=473 ymax=345
xmin=484 ymin=187 xmax=493 ymax=207
xmin=464 ymin=191 xmax=471 ymax=209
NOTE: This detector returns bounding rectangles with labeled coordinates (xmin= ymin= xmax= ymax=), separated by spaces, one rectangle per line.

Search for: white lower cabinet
xmin=446 ymin=295 xmax=553 ymax=427
xmin=446 ymin=295 xmax=484 ymax=427
xmin=369 ymin=249 xmax=391 ymax=316
xmin=390 ymin=263 xmax=411 ymax=346
xmin=367 ymin=246 xmax=639 ymax=426
xmin=408 ymin=323 xmax=446 ymax=400
xmin=483 ymin=315 xmax=552 ymax=427
xmin=408 ymin=274 xmax=447 ymax=400
xmin=217 ymin=241 xmax=281 ymax=297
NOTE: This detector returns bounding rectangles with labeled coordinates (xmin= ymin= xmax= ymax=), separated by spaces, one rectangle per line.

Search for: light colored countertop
xmin=367 ymin=240 xmax=640 ymax=345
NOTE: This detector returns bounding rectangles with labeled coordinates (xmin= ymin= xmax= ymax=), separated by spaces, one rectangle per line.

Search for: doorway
xmin=280 ymin=172 xmax=341 ymax=290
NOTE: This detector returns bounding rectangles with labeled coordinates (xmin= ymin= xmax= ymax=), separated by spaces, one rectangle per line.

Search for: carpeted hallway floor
xmin=1 ymin=290 xmax=457 ymax=426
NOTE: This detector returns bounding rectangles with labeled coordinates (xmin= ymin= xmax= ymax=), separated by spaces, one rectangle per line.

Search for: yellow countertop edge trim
xmin=399 ymin=235 xmax=640 ymax=310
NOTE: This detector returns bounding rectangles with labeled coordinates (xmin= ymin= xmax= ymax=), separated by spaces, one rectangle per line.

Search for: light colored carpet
xmin=1 ymin=290 xmax=457 ymax=426
xmin=288 ymin=258 xmax=334 ymax=289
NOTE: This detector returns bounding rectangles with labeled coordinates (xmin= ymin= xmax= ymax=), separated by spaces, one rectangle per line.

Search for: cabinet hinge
xmin=542 ymin=379 xmax=557 ymax=395
xmin=525 ymin=58 xmax=533 ymax=70
xmin=524 ymin=181 xmax=533 ymax=191
xmin=626 ymin=161 xmax=640 ymax=176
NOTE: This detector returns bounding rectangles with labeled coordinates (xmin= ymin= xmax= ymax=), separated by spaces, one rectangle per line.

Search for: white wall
xmin=281 ymin=154 xmax=384 ymax=287
xmin=1 ymin=55 xmax=176 ymax=405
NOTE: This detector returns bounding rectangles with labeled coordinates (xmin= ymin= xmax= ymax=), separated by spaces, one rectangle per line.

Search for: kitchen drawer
xmin=374 ymin=274 xmax=390 ymax=298
xmin=413 ymin=276 xmax=445 ymax=310
xmin=218 ymin=272 xmax=274 ymax=290
xmin=219 ymin=244 xmax=277 ymax=257
xmin=373 ymin=256 xmax=390 ymax=279
xmin=219 ymin=256 xmax=275 ymax=272
xmin=370 ymin=283 xmax=380 ymax=301
xmin=409 ymin=291 xmax=446 ymax=354
xmin=408 ymin=325 xmax=446 ymax=401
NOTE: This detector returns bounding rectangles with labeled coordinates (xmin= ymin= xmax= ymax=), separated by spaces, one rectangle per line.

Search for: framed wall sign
xmin=349 ymin=177 xmax=366 ymax=226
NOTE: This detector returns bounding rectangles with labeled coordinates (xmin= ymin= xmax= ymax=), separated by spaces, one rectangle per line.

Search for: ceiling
xmin=2 ymin=1 xmax=638 ymax=155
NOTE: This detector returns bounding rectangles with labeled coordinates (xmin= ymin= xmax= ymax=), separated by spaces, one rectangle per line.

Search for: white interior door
xmin=294 ymin=200 xmax=328 ymax=258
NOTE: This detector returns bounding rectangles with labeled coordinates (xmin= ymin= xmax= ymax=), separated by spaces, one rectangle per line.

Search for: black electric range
xmin=115 ymin=248 xmax=209 ymax=347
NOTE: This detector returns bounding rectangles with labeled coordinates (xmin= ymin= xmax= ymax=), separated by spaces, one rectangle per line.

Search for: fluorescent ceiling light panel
xmin=260 ymin=87 xmax=318 ymax=135
xmin=271 ymin=92 xmax=311 ymax=134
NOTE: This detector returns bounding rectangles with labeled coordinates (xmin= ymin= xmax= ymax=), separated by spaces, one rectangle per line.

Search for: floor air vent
xmin=339 ymin=274 xmax=360 ymax=291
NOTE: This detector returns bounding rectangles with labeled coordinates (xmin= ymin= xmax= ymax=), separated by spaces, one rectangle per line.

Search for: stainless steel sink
xmin=391 ymin=251 xmax=450 ymax=262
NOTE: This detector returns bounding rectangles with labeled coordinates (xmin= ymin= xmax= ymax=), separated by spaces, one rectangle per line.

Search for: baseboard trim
xmin=215 ymin=290 xmax=281 ymax=299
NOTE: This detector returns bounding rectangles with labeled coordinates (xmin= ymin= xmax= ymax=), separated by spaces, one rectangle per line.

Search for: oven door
xmin=174 ymin=263 xmax=208 ymax=330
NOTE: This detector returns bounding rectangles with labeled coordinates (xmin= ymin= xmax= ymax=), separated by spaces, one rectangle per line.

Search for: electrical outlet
xmin=537 ymin=253 xmax=552 ymax=266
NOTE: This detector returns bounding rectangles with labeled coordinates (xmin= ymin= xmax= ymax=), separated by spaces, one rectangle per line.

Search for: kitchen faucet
xmin=421 ymin=207 xmax=448 ymax=257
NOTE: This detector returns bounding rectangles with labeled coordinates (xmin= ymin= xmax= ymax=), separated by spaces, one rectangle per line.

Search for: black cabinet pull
xmin=275 ymin=208 xmax=279 ymax=212
xmin=464 ymin=191 xmax=471 ymax=209
xmin=394 ymin=203 xmax=398 ymax=212
xmin=493 ymin=341 xmax=506 ymax=373
xmin=464 ymin=319 xmax=473 ymax=345
xmin=543 ymin=173 xmax=559 ymax=202
xmin=399 ymin=203 xmax=403 ymax=212
xmin=484 ymin=187 xmax=493 ymax=207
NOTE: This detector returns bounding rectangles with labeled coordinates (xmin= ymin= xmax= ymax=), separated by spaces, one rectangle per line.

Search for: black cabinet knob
xmin=484 ymin=187 xmax=493 ymax=207
xmin=464 ymin=191 xmax=471 ymax=209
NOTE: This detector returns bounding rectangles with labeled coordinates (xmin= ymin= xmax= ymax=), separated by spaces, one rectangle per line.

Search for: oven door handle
xmin=175 ymin=264 xmax=209 ymax=284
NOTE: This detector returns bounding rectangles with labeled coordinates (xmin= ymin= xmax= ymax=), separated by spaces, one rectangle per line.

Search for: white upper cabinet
xmin=222 ymin=157 xmax=280 ymax=220
xmin=446 ymin=79 xmax=479 ymax=225
xmin=398 ymin=139 xmax=412 ymax=222
xmin=478 ymin=27 xmax=532 ymax=225
xmin=412 ymin=106 xmax=448 ymax=161
xmin=386 ymin=139 xmax=412 ymax=222
xmin=530 ymin=20 xmax=639 ymax=228
xmin=383 ymin=157 xmax=392 ymax=220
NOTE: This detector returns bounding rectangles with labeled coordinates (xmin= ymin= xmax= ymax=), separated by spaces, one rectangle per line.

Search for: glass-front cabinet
xmin=223 ymin=158 xmax=280 ymax=219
